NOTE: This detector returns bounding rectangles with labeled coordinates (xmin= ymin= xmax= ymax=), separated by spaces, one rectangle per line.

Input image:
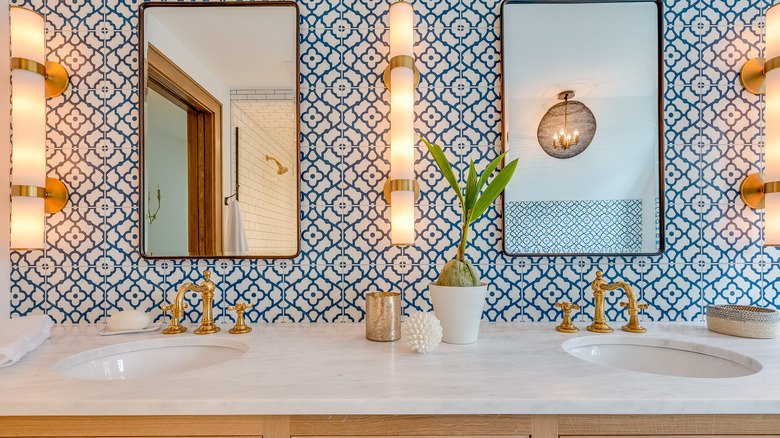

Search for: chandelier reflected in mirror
xmin=537 ymin=90 xmax=597 ymax=159
xmin=553 ymin=91 xmax=579 ymax=149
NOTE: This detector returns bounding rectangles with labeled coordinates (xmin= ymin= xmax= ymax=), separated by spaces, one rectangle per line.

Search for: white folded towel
xmin=226 ymin=199 xmax=249 ymax=256
xmin=0 ymin=315 xmax=53 ymax=368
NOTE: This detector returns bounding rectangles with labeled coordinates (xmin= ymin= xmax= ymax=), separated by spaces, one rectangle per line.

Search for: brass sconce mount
xmin=383 ymin=55 xmax=420 ymax=91
xmin=146 ymin=185 xmax=161 ymax=224
xmin=740 ymin=172 xmax=780 ymax=210
xmin=10 ymin=57 xmax=69 ymax=98
xmin=740 ymin=57 xmax=768 ymax=95
xmin=383 ymin=178 xmax=421 ymax=204
xmin=43 ymin=178 xmax=69 ymax=214
xmin=11 ymin=178 xmax=70 ymax=214
xmin=739 ymin=56 xmax=780 ymax=95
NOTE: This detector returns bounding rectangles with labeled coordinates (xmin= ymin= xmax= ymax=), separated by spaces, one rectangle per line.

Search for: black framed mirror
xmin=501 ymin=0 xmax=664 ymax=256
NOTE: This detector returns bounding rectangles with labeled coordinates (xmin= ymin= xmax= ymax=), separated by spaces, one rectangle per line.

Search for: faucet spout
xmin=173 ymin=283 xmax=195 ymax=319
xmin=161 ymin=282 xmax=194 ymax=334
xmin=620 ymin=282 xmax=639 ymax=310
xmin=587 ymin=271 xmax=648 ymax=334
xmin=161 ymin=271 xmax=220 ymax=335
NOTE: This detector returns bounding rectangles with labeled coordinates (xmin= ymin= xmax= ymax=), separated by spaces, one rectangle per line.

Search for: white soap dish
xmin=98 ymin=323 xmax=162 ymax=336
xmin=706 ymin=305 xmax=780 ymax=339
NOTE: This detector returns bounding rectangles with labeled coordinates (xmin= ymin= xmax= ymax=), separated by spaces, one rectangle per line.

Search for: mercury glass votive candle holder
xmin=365 ymin=292 xmax=401 ymax=342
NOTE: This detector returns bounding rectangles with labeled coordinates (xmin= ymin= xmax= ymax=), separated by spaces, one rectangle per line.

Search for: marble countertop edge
xmin=2 ymin=322 xmax=780 ymax=416
xmin=3 ymin=400 xmax=780 ymax=416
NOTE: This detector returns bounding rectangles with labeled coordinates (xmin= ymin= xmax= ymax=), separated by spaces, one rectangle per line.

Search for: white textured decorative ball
xmin=403 ymin=311 xmax=443 ymax=354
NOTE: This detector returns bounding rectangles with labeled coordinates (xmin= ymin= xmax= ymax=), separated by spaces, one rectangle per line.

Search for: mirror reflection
xmin=140 ymin=2 xmax=300 ymax=258
xmin=501 ymin=0 xmax=662 ymax=255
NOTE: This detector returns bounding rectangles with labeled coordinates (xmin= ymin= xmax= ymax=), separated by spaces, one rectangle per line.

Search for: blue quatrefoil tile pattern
xmin=9 ymin=0 xmax=780 ymax=324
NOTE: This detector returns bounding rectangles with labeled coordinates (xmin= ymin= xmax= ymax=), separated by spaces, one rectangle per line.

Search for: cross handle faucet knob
xmin=555 ymin=301 xmax=580 ymax=333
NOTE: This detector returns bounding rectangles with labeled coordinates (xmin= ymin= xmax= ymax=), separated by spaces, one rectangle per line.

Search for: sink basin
xmin=55 ymin=337 xmax=248 ymax=380
xmin=563 ymin=336 xmax=761 ymax=378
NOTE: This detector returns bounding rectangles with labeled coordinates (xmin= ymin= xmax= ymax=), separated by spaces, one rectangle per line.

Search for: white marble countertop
xmin=1 ymin=322 xmax=780 ymax=416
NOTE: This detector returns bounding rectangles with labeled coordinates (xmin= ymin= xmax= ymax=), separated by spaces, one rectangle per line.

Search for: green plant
xmin=420 ymin=135 xmax=519 ymax=287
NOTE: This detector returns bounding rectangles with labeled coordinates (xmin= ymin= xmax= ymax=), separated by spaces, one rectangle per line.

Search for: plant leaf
xmin=464 ymin=159 xmax=478 ymax=214
xmin=476 ymin=152 xmax=507 ymax=193
xmin=469 ymin=158 xmax=519 ymax=223
xmin=419 ymin=135 xmax=464 ymax=208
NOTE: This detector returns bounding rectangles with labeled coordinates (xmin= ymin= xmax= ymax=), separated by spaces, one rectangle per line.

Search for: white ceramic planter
xmin=429 ymin=283 xmax=488 ymax=344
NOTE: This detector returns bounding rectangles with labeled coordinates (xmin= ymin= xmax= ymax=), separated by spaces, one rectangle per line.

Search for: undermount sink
xmin=563 ymin=336 xmax=762 ymax=378
xmin=55 ymin=337 xmax=248 ymax=380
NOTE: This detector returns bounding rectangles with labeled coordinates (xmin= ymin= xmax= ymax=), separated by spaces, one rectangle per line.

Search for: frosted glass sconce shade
xmin=739 ymin=4 xmax=780 ymax=245
xmin=9 ymin=6 xmax=69 ymax=250
xmin=384 ymin=1 xmax=420 ymax=246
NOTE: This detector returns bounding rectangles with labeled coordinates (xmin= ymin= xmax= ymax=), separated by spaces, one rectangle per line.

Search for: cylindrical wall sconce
xmin=9 ymin=6 xmax=69 ymax=250
xmin=765 ymin=5 xmax=780 ymax=244
xmin=383 ymin=1 xmax=420 ymax=246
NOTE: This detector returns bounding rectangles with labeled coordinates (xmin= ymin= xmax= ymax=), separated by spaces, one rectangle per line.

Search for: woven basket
xmin=706 ymin=304 xmax=780 ymax=339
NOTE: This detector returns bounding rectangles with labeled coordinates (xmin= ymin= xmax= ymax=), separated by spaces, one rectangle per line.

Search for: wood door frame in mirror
xmin=499 ymin=0 xmax=664 ymax=257
xmin=145 ymin=44 xmax=224 ymax=257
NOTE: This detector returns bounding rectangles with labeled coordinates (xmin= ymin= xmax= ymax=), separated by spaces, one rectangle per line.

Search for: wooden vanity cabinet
xmin=1 ymin=415 xmax=780 ymax=438
xmin=0 ymin=415 xmax=263 ymax=437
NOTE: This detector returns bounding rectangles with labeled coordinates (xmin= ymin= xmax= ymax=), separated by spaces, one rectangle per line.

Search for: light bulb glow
xmin=10 ymin=7 xmax=44 ymax=63
xmin=552 ymin=96 xmax=579 ymax=150
xmin=391 ymin=191 xmax=415 ymax=245
xmin=767 ymin=5 xmax=780 ymax=245
xmin=11 ymin=197 xmax=45 ymax=250
xmin=10 ymin=7 xmax=47 ymax=250
xmin=389 ymin=2 xmax=413 ymax=58
xmin=390 ymin=69 xmax=414 ymax=180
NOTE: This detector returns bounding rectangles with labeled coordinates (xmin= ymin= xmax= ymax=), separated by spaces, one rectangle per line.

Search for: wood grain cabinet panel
xmin=2 ymin=414 xmax=780 ymax=438
xmin=0 ymin=416 xmax=262 ymax=438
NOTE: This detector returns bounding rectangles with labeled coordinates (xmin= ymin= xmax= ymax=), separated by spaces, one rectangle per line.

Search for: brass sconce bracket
xmin=740 ymin=57 xmax=767 ymax=94
xmin=383 ymin=178 xmax=421 ymax=204
xmin=43 ymin=61 xmax=69 ymax=98
xmin=739 ymin=56 xmax=780 ymax=95
xmin=10 ymin=57 xmax=70 ymax=98
xmin=10 ymin=185 xmax=46 ymax=199
xmin=383 ymin=55 xmax=420 ymax=91
xmin=740 ymin=172 xmax=780 ymax=210
xmin=11 ymin=178 xmax=70 ymax=214
xmin=146 ymin=185 xmax=161 ymax=224
xmin=44 ymin=178 xmax=69 ymax=214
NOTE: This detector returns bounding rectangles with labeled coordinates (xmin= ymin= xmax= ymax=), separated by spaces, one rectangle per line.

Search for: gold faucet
xmin=161 ymin=270 xmax=220 ymax=335
xmin=160 ymin=301 xmax=188 ymax=334
xmin=555 ymin=301 xmax=580 ymax=333
xmin=227 ymin=303 xmax=253 ymax=334
xmin=588 ymin=271 xmax=648 ymax=333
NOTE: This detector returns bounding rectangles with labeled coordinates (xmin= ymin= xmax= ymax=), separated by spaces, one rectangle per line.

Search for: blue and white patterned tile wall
xmin=7 ymin=0 xmax=778 ymax=324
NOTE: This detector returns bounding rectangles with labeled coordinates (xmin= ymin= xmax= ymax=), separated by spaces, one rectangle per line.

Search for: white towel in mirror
xmin=226 ymin=199 xmax=249 ymax=256
xmin=0 ymin=315 xmax=53 ymax=368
